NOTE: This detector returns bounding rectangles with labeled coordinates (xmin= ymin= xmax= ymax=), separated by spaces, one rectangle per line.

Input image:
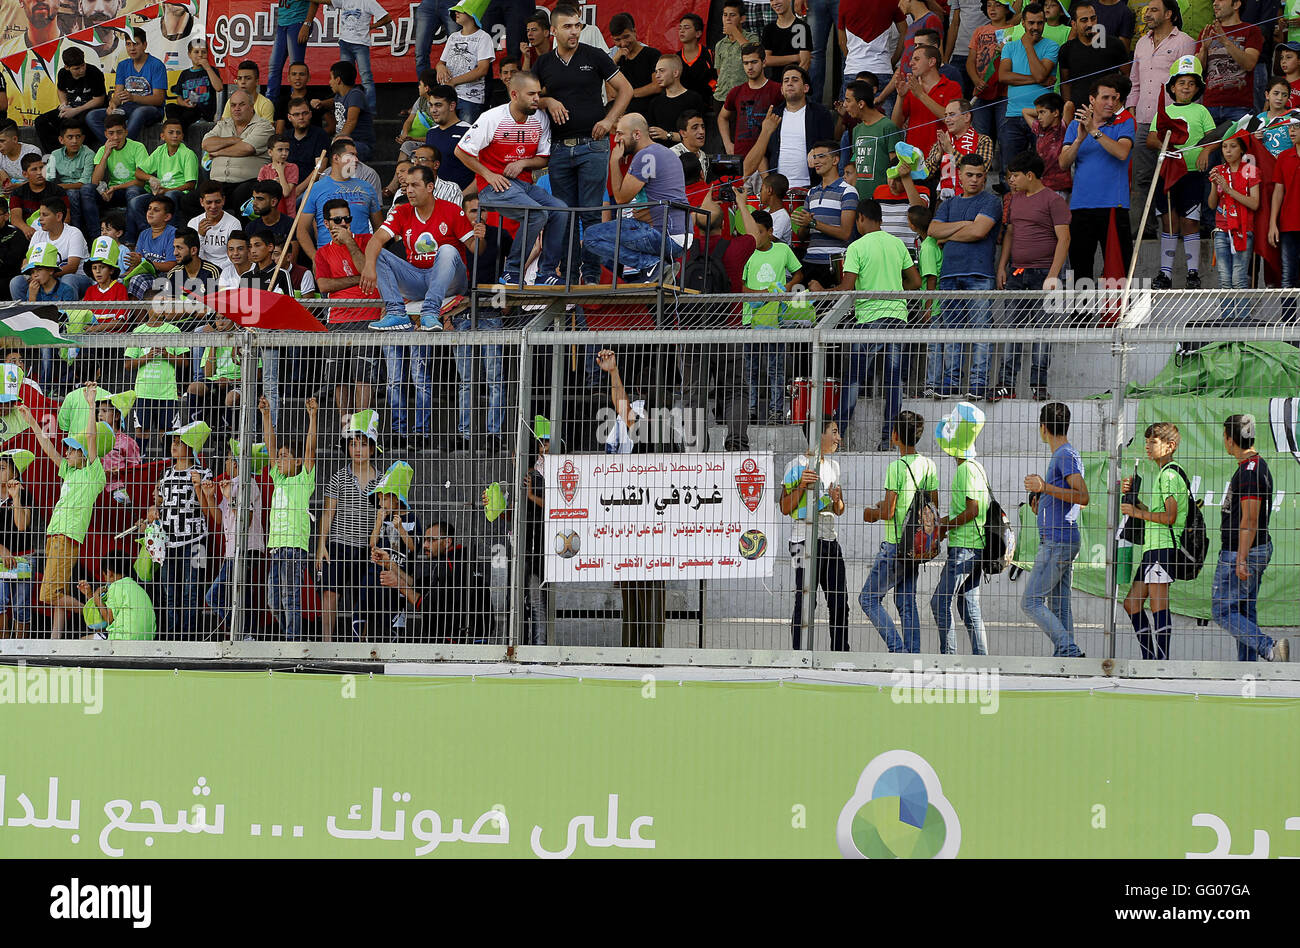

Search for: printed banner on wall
xmin=0 ymin=668 xmax=1296 ymax=858
xmin=544 ymin=452 xmax=777 ymax=582
xmin=204 ymin=1 xmax=709 ymax=86
xmin=1 ymin=0 xmax=204 ymax=127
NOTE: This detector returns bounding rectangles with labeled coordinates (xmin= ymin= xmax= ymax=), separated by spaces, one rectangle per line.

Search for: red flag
xmin=197 ymin=289 xmax=329 ymax=332
xmin=1155 ymin=89 xmax=1190 ymax=191
xmin=1239 ymin=131 xmax=1282 ymax=285
xmin=1098 ymin=208 xmax=1127 ymax=326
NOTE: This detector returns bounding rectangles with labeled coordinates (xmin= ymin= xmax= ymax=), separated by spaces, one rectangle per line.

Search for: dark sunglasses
xmin=329 ymin=215 xmax=352 ymax=224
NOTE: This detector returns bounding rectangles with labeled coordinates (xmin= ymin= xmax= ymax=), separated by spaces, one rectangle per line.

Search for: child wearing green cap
xmin=22 ymin=382 xmax=104 ymax=638
xmin=98 ymin=395 xmax=142 ymax=506
xmin=930 ymin=403 xmax=990 ymax=656
xmin=439 ymin=0 xmax=495 ymax=124
xmin=78 ymin=551 xmax=156 ymax=640
xmin=123 ymin=305 xmax=189 ymax=456
xmin=155 ymin=420 xmax=215 ymax=638
xmin=0 ymin=448 xmax=38 ymax=636
xmin=1149 ymin=56 xmax=1215 ymax=290
xmin=262 ymin=394 xmax=318 ymax=640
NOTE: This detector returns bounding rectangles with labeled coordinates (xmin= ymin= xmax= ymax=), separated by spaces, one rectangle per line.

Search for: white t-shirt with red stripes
xmin=457 ymin=103 xmax=551 ymax=190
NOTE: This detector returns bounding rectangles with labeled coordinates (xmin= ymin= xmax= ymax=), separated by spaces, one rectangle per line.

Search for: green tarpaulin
xmin=1126 ymin=341 xmax=1300 ymax=399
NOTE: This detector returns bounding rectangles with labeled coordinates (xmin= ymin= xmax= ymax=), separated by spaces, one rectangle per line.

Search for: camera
xmin=709 ymin=154 xmax=744 ymax=203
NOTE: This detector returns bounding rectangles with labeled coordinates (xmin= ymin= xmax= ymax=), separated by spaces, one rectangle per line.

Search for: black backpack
xmin=680 ymin=237 xmax=730 ymax=294
xmin=899 ymin=459 xmax=941 ymax=562
xmin=971 ymin=463 xmax=1015 ymax=576
xmin=1165 ymin=463 xmax=1208 ymax=582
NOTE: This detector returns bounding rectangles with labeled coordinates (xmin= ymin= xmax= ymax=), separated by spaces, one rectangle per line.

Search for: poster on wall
xmin=204 ymin=1 xmax=709 ymax=87
xmin=0 ymin=0 xmax=204 ymax=127
xmin=545 ymin=452 xmax=777 ymax=583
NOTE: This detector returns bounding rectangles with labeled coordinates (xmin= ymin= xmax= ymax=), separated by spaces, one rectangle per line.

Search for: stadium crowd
xmin=0 ymin=0 xmax=1292 ymax=658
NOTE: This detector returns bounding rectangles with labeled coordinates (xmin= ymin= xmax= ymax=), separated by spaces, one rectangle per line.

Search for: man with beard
xmin=374 ymin=521 xmax=491 ymax=643
xmin=78 ymin=0 xmax=124 ymax=60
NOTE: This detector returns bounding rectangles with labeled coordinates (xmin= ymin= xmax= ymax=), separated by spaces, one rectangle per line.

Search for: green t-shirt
xmin=1164 ymin=101 xmax=1216 ymax=171
xmin=105 ymin=576 xmax=156 ymax=640
xmin=125 ymin=322 xmax=188 ymax=401
xmin=268 ymin=465 xmax=316 ymax=550
xmin=1179 ymin=0 xmax=1215 ymax=42
xmin=93 ymin=139 xmax=150 ymax=188
xmin=843 ymin=230 xmax=913 ymax=323
xmin=948 ymin=460 xmax=990 ymax=550
xmin=203 ymin=346 xmax=242 ymax=382
xmin=47 ymin=457 xmax=106 ymax=543
xmin=852 ymin=116 xmax=902 ymax=199
xmin=918 ymin=236 xmax=943 ymax=321
xmin=884 ymin=453 xmax=938 ymax=545
xmin=742 ymin=242 xmax=802 ymax=327
xmin=1003 ymin=21 xmax=1069 ymax=91
xmin=142 ymin=143 xmax=199 ymax=191
xmin=1142 ymin=463 xmax=1189 ymax=553
xmin=1287 ymin=0 xmax=1300 ymax=43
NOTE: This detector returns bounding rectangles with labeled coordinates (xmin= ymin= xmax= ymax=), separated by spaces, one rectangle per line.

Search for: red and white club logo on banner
xmin=734 ymin=458 xmax=765 ymax=513
xmin=558 ymin=459 xmax=580 ymax=505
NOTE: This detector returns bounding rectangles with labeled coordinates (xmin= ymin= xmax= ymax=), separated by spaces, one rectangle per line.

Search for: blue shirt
xmin=1000 ymin=37 xmax=1059 ymax=115
xmin=275 ymin=0 xmax=311 ymax=25
xmin=136 ymin=225 xmax=177 ymax=265
xmin=804 ymin=177 xmax=858 ymax=264
xmin=1038 ymin=441 xmax=1083 ymax=544
xmin=36 ymin=281 xmax=78 ymax=303
xmin=303 ymin=175 xmax=380 ymax=246
xmin=1063 ymin=114 xmax=1135 ymax=210
xmin=115 ymin=55 xmax=168 ymax=100
xmin=932 ymin=190 xmax=1001 ymax=277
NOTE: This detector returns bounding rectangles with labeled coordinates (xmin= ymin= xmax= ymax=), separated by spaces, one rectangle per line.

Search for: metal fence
xmin=0 ymin=289 xmax=1296 ymax=679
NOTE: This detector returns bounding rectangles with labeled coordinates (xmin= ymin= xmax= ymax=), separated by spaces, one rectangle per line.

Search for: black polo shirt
xmin=287 ymin=124 xmax=332 ymax=182
xmin=1221 ymin=453 xmax=1273 ymax=552
xmin=619 ymin=45 xmax=662 ymax=117
xmin=535 ymin=43 xmax=621 ymax=140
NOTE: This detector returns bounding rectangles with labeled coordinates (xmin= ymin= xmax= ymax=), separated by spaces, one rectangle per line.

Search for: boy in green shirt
xmin=91 ymin=114 xmax=150 ymax=217
xmin=128 ymin=117 xmax=199 ymax=245
xmin=21 ymin=382 xmax=105 ymax=638
xmin=859 ymin=410 xmax=939 ymax=653
xmin=909 ymin=204 xmax=946 ymax=398
xmin=184 ymin=313 xmax=248 ymax=441
xmin=262 ymin=394 xmax=318 ymax=641
xmin=931 ymin=402 xmax=990 ymax=656
xmin=1150 ymin=56 xmax=1215 ymax=290
xmin=740 ymin=209 xmax=803 ymax=423
xmin=79 ymin=551 xmax=156 ymax=640
xmin=124 ymin=307 xmax=189 ymax=457
xmin=1121 ymin=421 xmax=1188 ymax=660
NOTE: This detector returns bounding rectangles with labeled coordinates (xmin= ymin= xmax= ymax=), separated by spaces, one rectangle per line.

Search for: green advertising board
xmin=0 ymin=667 xmax=1296 ymax=858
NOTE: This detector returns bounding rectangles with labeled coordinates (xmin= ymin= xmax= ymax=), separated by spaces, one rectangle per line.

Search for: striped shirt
xmin=325 ymin=465 xmax=378 ymax=548
xmin=457 ymin=103 xmax=551 ymax=189
xmin=804 ymin=177 xmax=858 ymax=264
xmin=157 ymin=465 xmax=213 ymax=549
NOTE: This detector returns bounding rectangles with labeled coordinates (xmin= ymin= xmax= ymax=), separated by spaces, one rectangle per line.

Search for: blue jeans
xmin=1213 ymin=230 xmax=1253 ymax=321
xmin=972 ymin=98 xmax=1004 ymax=144
xmin=206 ymin=558 xmax=234 ymax=630
xmin=931 ymin=545 xmax=986 ymax=655
xmin=478 ymin=178 xmax=568 ymax=280
xmin=0 ymin=574 xmax=32 ymax=624
xmin=161 ymin=541 xmax=205 ymax=638
xmin=584 ymin=218 xmax=685 ymax=276
xmin=87 ymin=104 xmax=162 ymax=142
xmin=454 ymin=314 xmax=505 ymax=436
xmin=1000 ymin=267 xmax=1052 ymax=391
xmin=859 ymin=541 xmax=920 ymax=652
xmin=1021 ymin=537 xmax=1084 ymax=657
xmin=383 ymin=344 xmax=431 ymax=436
xmin=548 ymin=138 xmax=610 ymax=283
xmin=837 ymin=319 xmax=904 ymax=444
xmin=267 ymin=23 xmax=307 ymax=102
xmin=66 ymin=185 xmax=99 ymax=240
xmin=414 ymin=0 xmax=456 ymax=76
xmin=807 ymin=0 xmax=840 ymax=101
xmin=377 ymin=243 xmax=467 ymax=324
xmin=267 ymin=547 xmax=306 ymax=640
xmin=262 ymin=346 xmax=281 ymax=428
xmin=457 ymin=98 xmax=484 ymax=124
xmin=1211 ymin=544 xmax=1274 ymax=661
xmin=126 ymin=188 xmax=189 ymax=245
xmin=744 ymin=330 xmax=785 ymax=417
xmin=930 ymin=275 xmax=993 ymax=395
xmin=1282 ymin=231 xmax=1300 ymax=323
xmin=999 ymin=113 xmax=1032 ymax=178
xmin=338 ymin=41 xmax=378 ymax=115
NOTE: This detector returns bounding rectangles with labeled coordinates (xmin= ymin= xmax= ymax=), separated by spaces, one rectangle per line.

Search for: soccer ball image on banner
xmin=554 ymin=529 xmax=581 ymax=558
xmin=738 ymin=529 xmax=767 ymax=560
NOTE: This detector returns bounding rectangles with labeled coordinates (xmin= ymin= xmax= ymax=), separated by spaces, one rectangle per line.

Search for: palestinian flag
xmin=0 ymin=307 xmax=70 ymax=345
xmin=1223 ymin=110 xmax=1300 ymax=285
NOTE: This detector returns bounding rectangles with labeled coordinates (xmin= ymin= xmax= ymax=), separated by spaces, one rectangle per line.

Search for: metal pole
xmin=547 ymin=319 xmax=564 ymax=639
xmin=1103 ymin=327 xmax=1130 ymax=661
xmin=229 ymin=333 xmax=257 ymax=644
xmin=802 ymin=329 xmax=825 ymax=652
xmin=509 ymin=331 xmax=535 ymax=648
xmin=612 ymin=215 xmax=622 ymax=290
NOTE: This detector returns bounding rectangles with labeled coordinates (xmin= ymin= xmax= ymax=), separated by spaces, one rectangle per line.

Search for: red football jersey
xmin=315 ymin=233 xmax=382 ymax=324
xmin=379 ymin=199 xmax=474 ymax=268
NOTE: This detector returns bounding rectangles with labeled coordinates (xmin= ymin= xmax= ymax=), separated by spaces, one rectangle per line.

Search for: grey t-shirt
xmin=629 ymin=143 xmax=688 ymax=239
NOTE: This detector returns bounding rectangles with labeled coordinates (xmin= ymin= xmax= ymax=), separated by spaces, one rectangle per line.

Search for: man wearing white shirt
xmin=188 ymin=182 xmax=243 ymax=274
xmin=10 ymin=199 xmax=91 ymax=299
xmin=217 ymin=231 xmax=254 ymax=290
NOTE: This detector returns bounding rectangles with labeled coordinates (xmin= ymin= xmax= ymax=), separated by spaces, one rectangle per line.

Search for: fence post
xmin=802 ymin=328 xmax=825 ymax=653
xmin=1103 ymin=326 xmax=1130 ymax=661
xmin=229 ymin=332 xmax=257 ymax=645
xmin=547 ymin=322 xmax=564 ymax=640
xmin=509 ymin=331 xmax=534 ymax=648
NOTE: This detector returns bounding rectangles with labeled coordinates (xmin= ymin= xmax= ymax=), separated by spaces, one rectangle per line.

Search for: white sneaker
xmin=1270 ymin=639 xmax=1290 ymax=662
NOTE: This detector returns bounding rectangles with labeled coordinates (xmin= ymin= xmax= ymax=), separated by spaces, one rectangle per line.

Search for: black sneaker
xmin=1031 ymin=386 xmax=1049 ymax=401
xmin=1152 ymin=271 xmax=1173 ymax=290
xmin=989 ymin=386 xmax=1012 ymax=403
xmin=1186 ymin=270 xmax=1201 ymax=290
